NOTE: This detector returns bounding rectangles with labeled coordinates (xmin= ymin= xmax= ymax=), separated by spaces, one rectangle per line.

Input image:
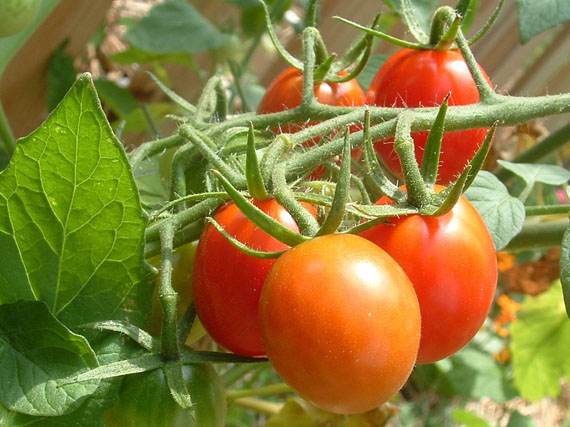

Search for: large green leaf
xmin=515 ymin=0 xmax=570 ymax=43
xmin=125 ymin=0 xmax=230 ymax=54
xmin=497 ymin=160 xmax=570 ymax=187
xmin=0 ymin=74 xmax=152 ymax=336
xmin=510 ymin=282 xmax=570 ymax=400
xmin=464 ymin=171 xmax=525 ymax=250
xmin=0 ymin=300 xmax=99 ymax=416
xmin=1 ymin=334 xmax=143 ymax=426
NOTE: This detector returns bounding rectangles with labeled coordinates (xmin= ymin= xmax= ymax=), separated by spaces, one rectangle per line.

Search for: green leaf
xmin=0 ymin=300 xmax=99 ymax=416
xmin=451 ymin=408 xmax=490 ymax=427
xmin=109 ymin=47 xmax=195 ymax=67
xmin=510 ymin=282 xmax=570 ymax=400
xmin=497 ymin=160 xmax=570 ymax=187
xmin=355 ymin=54 xmax=389 ymax=91
xmin=0 ymin=0 xmax=60 ymax=76
xmin=94 ymin=78 xmax=140 ymax=119
xmin=47 ymin=40 xmax=77 ymax=112
xmin=125 ymin=0 xmax=230 ymax=54
xmin=2 ymin=334 xmax=144 ymax=426
xmin=381 ymin=0 xmax=438 ymax=34
xmin=444 ymin=346 xmax=517 ymax=402
xmin=0 ymin=74 xmax=152 ymax=337
xmin=515 ymin=0 xmax=570 ymax=43
xmin=507 ymin=410 xmax=536 ymax=427
xmin=464 ymin=171 xmax=525 ymax=250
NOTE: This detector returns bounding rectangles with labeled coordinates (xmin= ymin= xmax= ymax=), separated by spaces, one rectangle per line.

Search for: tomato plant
xmin=366 ymin=48 xmax=492 ymax=184
xmin=259 ymin=234 xmax=421 ymax=414
xmin=146 ymin=242 xmax=206 ymax=344
xmin=359 ymin=187 xmax=498 ymax=364
xmin=103 ymin=364 xmax=226 ymax=427
xmin=257 ymin=67 xmax=366 ymax=177
xmin=192 ymin=198 xmax=316 ymax=357
xmin=0 ymin=0 xmax=42 ymax=38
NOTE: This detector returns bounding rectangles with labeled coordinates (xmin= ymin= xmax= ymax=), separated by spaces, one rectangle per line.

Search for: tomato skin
xmin=259 ymin=234 xmax=421 ymax=414
xmin=0 ymin=0 xmax=42 ymax=38
xmin=366 ymin=48 xmax=492 ymax=184
xmin=103 ymin=364 xmax=226 ymax=427
xmin=193 ymin=199 xmax=316 ymax=356
xmin=359 ymin=188 xmax=497 ymax=364
xmin=257 ymin=67 xmax=366 ymax=178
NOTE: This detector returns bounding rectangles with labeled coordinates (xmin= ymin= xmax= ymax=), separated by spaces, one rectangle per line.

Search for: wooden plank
xmin=0 ymin=0 xmax=113 ymax=139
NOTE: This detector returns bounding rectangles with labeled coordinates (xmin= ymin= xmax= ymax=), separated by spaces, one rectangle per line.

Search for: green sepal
xmin=206 ymin=217 xmax=285 ymax=259
xmin=316 ymin=130 xmax=352 ymax=235
xmin=428 ymin=165 xmax=471 ymax=217
xmin=259 ymin=0 xmax=303 ymax=69
xmin=246 ymin=122 xmax=271 ymax=200
xmin=434 ymin=14 xmax=461 ymax=51
xmin=212 ymin=79 xmax=228 ymax=122
xmin=463 ymin=121 xmax=496 ymax=191
xmin=402 ymin=0 xmax=430 ymax=44
xmin=211 ymin=170 xmax=310 ymax=246
xmin=335 ymin=16 xmax=425 ymax=50
xmin=147 ymin=72 xmax=196 ymax=115
xmin=195 ymin=74 xmax=222 ymax=123
xmin=164 ymin=361 xmax=193 ymax=409
xmin=313 ymin=53 xmax=337 ymax=83
xmin=260 ymin=134 xmax=294 ymax=187
xmin=468 ymin=0 xmax=505 ymax=45
xmin=421 ymin=94 xmax=450 ymax=188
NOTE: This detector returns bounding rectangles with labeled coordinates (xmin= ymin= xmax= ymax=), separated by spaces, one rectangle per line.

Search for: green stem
xmin=504 ymin=219 xmax=569 ymax=252
xmin=300 ymin=27 xmax=318 ymax=107
xmin=0 ymin=101 xmax=16 ymax=156
xmin=525 ymin=205 xmax=570 ymax=216
xmin=146 ymin=198 xmax=223 ymax=243
xmin=142 ymin=104 xmax=161 ymax=139
xmin=128 ymin=134 xmax=185 ymax=169
xmin=226 ymin=383 xmax=293 ymax=401
xmin=145 ymin=220 xmax=205 ymax=259
xmin=455 ymin=29 xmax=496 ymax=102
xmin=159 ymin=223 xmax=181 ymax=360
xmin=230 ymin=397 xmax=283 ymax=415
xmin=272 ymin=163 xmax=320 ymax=236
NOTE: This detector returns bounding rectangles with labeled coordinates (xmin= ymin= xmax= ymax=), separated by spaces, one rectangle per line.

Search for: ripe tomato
xmin=103 ymin=364 xmax=226 ymax=427
xmin=193 ymin=198 xmax=316 ymax=357
xmin=366 ymin=48 xmax=492 ymax=184
xmin=359 ymin=187 xmax=497 ymax=364
xmin=0 ymin=0 xmax=42 ymax=38
xmin=259 ymin=234 xmax=421 ymax=414
xmin=257 ymin=67 xmax=366 ymax=178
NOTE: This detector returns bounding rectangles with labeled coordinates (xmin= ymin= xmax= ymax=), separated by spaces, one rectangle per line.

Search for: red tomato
xmin=257 ymin=67 xmax=366 ymax=178
xmin=192 ymin=199 xmax=316 ymax=357
xmin=259 ymin=234 xmax=421 ymax=414
xmin=366 ymin=48 xmax=492 ymax=184
xmin=359 ymin=187 xmax=497 ymax=364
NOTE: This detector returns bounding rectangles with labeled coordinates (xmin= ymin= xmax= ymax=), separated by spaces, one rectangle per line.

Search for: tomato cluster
xmin=189 ymin=48 xmax=498 ymax=415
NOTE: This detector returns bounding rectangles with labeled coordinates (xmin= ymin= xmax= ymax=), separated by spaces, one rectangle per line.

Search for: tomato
xmin=259 ymin=234 xmax=421 ymax=414
xmin=366 ymin=48 xmax=492 ymax=184
xmin=359 ymin=187 xmax=497 ymax=364
xmin=146 ymin=242 xmax=206 ymax=345
xmin=257 ymin=67 xmax=366 ymax=178
xmin=0 ymin=0 xmax=42 ymax=38
xmin=193 ymin=198 xmax=316 ymax=356
xmin=103 ymin=364 xmax=226 ymax=427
